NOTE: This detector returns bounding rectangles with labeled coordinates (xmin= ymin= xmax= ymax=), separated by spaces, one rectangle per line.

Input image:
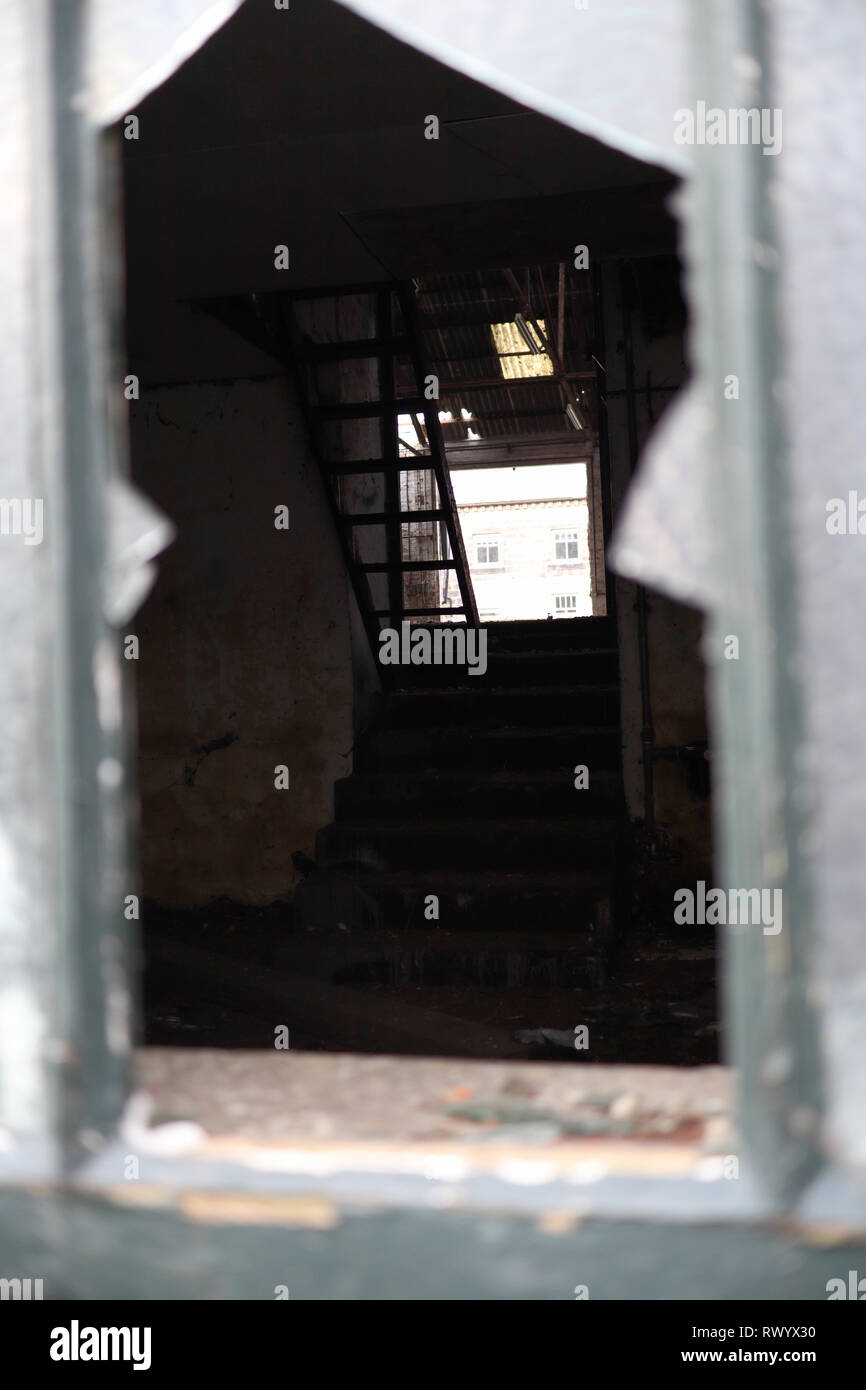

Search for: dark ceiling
xmin=122 ymin=0 xmax=674 ymax=304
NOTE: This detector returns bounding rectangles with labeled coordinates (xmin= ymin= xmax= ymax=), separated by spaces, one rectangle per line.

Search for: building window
xmin=475 ymin=536 xmax=501 ymax=567
xmin=553 ymin=594 xmax=578 ymax=616
xmin=553 ymin=530 xmax=581 ymax=561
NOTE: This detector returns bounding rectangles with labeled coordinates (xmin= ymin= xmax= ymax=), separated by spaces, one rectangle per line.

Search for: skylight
xmin=490 ymin=319 xmax=555 ymax=380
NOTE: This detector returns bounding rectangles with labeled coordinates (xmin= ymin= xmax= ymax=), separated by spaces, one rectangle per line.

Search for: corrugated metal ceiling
xmin=405 ymin=264 xmax=596 ymax=441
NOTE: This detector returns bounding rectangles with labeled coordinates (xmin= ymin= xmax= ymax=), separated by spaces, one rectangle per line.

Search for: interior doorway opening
xmin=396 ymin=262 xmax=608 ymax=622
xmin=450 ymin=462 xmax=593 ymax=621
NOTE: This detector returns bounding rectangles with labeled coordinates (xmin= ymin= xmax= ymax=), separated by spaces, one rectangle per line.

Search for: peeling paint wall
xmin=129 ymin=373 xmax=357 ymax=906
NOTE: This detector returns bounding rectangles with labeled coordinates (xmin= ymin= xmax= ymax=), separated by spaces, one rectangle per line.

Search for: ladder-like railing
xmin=203 ymin=283 xmax=478 ymax=662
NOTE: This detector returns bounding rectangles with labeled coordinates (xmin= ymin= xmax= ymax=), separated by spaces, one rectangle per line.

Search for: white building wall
xmin=452 ymin=498 xmax=592 ymax=621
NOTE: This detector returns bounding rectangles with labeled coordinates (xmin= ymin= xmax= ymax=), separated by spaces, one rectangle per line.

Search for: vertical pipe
xmin=619 ymin=262 xmax=655 ymax=832
xmin=556 ymin=261 xmax=566 ymax=365
xmin=590 ymin=264 xmax=614 ymax=550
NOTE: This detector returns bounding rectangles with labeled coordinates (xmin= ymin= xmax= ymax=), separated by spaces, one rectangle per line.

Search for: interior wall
xmin=602 ymin=256 xmax=712 ymax=874
xmin=128 ymin=358 xmax=359 ymax=907
xmin=291 ymin=294 xmax=386 ymax=736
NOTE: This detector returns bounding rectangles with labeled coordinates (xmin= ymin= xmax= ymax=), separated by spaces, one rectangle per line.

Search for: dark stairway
xmin=295 ymin=615 xmax=625 ymax=1004
xmin=202 ymin=282 xmax=627 ymax=1043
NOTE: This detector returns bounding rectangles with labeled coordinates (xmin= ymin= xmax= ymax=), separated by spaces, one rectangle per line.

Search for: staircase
xmin=295 ymin=615 xmax=625 ymax=993
xmin=202 ymin=281 xmax=478 ymax=643
xmin=202 ymin=284 xmax=625 ymax=1002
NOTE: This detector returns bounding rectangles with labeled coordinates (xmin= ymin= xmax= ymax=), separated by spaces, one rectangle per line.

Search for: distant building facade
xmin=445 ymin=497 xmax=593 ymax=621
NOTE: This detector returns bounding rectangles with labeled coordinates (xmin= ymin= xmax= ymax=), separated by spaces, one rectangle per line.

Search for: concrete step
xmin=479 ymin=616 xmax=615 ymax=650
xmin=334 ymin=930 xmax=608 ymax=990
xmin=334 ymin=768 xmax=623 ymax=820
xmin=384 ymin=684 xmax=619 ymax=729
xmin=390 ymin=647 xmax=618 ymax=690
xmin=356 ymin=724 xmax=621 ymax=772
xmin=275 ymin=926 xmax=612 ymax=990
xmin=292 ymin=867 xmax=613 ymax=938
xmin=391 ymin=616 xmax=614 ymax=650
xmin=316 ymin=817 xmax=618 ymax=872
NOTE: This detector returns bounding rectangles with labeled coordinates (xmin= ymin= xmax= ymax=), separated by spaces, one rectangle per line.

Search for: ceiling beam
xmin=446 ymin=432 xmax=591 ymax=468
xmin=436 ymin=371 xmax=594 ymax=395
xmin=349 ymin=181 xmax=677 ymax=277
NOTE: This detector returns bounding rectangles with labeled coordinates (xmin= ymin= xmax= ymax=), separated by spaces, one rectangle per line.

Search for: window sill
xmin=62 ymin=1049 xmax=772 ymax=1223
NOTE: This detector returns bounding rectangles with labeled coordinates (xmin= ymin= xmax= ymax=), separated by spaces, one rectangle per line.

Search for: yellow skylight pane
xmin=490 ymin=320 xmax=555 ymax=379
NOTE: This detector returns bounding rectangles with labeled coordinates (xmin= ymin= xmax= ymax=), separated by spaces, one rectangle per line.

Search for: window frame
xmin=552 ymin=529 xmax=582 ymax=563
xmin=473 ymin=534 xmax=503 ymax=568
xmin=2 ymin=0 xmax=864 ymax=1300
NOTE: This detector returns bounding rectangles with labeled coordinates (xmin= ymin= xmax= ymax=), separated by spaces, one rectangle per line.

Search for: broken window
xmin=3 ymin=0 xmax=866 ymax=1318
